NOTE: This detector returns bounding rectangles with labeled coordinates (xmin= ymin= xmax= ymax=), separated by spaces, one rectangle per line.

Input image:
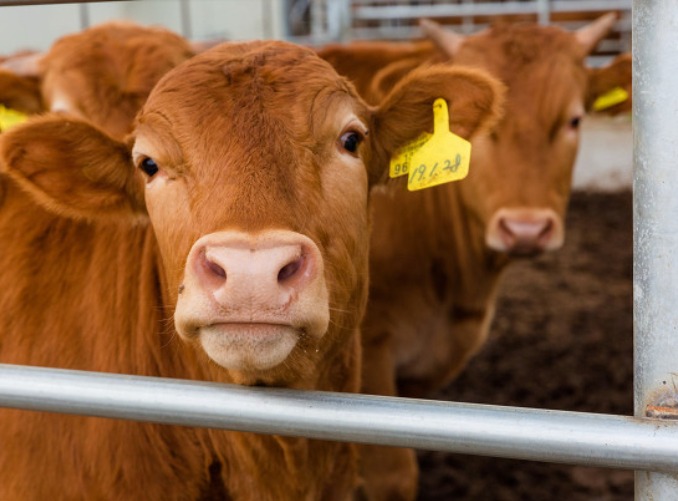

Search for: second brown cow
xmin=321 ymin=13 xmax=632 ymax=501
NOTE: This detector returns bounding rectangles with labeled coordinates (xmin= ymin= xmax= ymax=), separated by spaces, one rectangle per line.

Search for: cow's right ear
xmin=368 ymin=65 xmax=504 ymax=184
xmin=0 ymin=115 xmax=145 ymax=221
xmin=587 ymin=52 xmax=632 ymax=114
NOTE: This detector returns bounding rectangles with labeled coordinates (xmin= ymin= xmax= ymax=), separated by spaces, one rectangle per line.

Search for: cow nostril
xmin=204 ymin=255 xmax=226 ymax=279
xmin=540 ymin=219 xmax=554 ymax=237
xmin=278 ymin=255 xmax=303 ymax=283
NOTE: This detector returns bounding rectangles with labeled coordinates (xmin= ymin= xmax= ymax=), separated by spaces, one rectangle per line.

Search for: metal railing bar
xmin=0 ymin=0 xmax=127 ymax=5
xmin=353 ymin=1 xmax=631 ymax=21
xmin=0 ymin=363 xmax=676 ymax=473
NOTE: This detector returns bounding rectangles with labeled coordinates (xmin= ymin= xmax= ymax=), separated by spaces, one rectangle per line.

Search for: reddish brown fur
xmin=39 ymin=21 xmax=195 ymax=138
xmin=0 ymin=70 xmax=43 ymax=115
xmin=0 ymin=40 xmax=502 ymax=500
xmin=318 ymin=40 xmax=438 ymax=103
xmin=320 ymin=18 xmax=632 ymax=501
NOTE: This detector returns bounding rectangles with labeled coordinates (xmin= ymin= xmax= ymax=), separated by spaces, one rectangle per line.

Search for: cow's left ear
xmin=587 ymin=53 xmax=632 ymax=114
xmin=367 ymin=64 xmax=504 ymax=185
xmin=0 ymin=115 xmax=145 ymax=221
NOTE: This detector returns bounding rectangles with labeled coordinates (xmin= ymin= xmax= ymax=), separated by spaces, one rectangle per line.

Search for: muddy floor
xmin=417 ymin=190 xmax=634 ymax=500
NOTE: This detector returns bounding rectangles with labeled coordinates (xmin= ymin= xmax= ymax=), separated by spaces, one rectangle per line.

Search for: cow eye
xmin=568 ymin=116 xmax=582 ymax=130
xmin=139 ymin=157 xmax=159 ymax=177
xmin=339 ymin=131 xmax=364 ymax=156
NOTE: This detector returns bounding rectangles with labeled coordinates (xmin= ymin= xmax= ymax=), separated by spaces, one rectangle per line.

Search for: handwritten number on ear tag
xmin=406 ymin=98 xmax=471 ymax=191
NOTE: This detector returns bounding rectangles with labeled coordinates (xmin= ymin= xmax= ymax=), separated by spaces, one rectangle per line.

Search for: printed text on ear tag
xmin=407 ymin=98 xmax=471 ymax=191
xmin=390 ymin=132 xmax=432 ymax=178
xmin=592 ymin=87 xmax=629 ymax=112
xmin=0 ymin=104 xmax=28 ymax=132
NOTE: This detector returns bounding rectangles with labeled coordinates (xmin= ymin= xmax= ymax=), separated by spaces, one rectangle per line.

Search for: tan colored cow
xmin=321 ymin=14 xmax=632 ymax=501
xmin=0 ymin=40 xmax=502 ymax=499
xmin=2 ymin=21 xmax=195 ymax=138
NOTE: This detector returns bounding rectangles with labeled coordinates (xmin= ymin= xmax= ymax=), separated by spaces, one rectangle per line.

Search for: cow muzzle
xmin=486 ymin=208 xmax=564 ymax=257
xmin=174 ymin=230 xmax=329 ymax=372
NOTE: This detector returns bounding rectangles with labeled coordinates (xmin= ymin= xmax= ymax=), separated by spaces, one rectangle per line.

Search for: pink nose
xmin=187 ymin=232 xmax=320 ymax=311
xmin=487 ymin=209 xmax=563 ymax=256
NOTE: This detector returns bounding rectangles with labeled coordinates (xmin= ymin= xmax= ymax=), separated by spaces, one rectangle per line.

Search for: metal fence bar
xmin=0 ymin=0 xmax=125 ymax=5
xmin=0 ymin=363 xmax=677 ymax=473
xmin=353 ymin=0 xmax=632 ymax=21
xmin=633 ymin=0 xmax=678 ymax=499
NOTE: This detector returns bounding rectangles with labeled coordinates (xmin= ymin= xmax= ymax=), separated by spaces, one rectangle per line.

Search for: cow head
xmin=399 ymin=14 xmax=632 ymax=257
xmin=0 ymin=41 xmax=502 ymax=386
xmin=2 ymin=22 xmax=195 ymax=139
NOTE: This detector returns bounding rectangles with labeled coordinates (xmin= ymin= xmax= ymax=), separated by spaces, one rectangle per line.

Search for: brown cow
xmin=1 ymin=21 xmax=196 ymax=138
xmin=321 ymin=14 xmax=632 ymax=501
xmin=0 ymin=40 xmax=502 ymax=499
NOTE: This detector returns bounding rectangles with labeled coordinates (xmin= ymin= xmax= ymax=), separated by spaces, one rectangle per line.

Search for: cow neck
xmin=371 ymin=178 xmax=508 ymax=312
xmin=205 ymin=429 xmax=358 ymax=501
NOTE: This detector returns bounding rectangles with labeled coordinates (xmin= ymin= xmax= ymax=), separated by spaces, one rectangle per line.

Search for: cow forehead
xmin=137 ymin=42 xmax=368 ymax=171
xmin=457 ymin=24 xmax=588 ymax=125
xmin=458 ymin=24 xmax=585 ymax=84
xmin=134 ymin=42 xmax=370 ymax=230
xmin=142 ymin=41 xmax=362 ymax=130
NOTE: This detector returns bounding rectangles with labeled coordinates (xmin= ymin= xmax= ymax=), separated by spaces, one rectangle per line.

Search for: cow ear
xmin=368 ymin=58 xmax=424 ymax=104
xmin=368 ymin=65 xmax=504 ymax=184
xmin=0 ymin=70 xmax=43 ymax=115
xmin=587 ymin=53 xmax=632 ymax=114
xmin=0 ymin=52 xmax=45 ymax=77
xmin=0 ymin=115 xmax=145 ymax=221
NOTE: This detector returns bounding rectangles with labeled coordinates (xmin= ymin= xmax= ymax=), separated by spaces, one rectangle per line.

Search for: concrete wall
xmin=0 ymin=0 xmax=286 ymax=54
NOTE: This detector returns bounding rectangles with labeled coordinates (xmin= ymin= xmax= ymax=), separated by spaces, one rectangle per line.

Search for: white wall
xmin=572 ymin=115 xmax=633 ymax=193
xmin=0 ymin=0 xmax=286 ymax=55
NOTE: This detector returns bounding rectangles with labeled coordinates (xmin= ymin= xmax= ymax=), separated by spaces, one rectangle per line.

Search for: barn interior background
xmin=0 ymin=0 xmax=634 ymax=189
xmin=0 ymin=1 xmax=642 ymax=499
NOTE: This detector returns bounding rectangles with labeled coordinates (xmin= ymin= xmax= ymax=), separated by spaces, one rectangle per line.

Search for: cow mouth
xmin=198 ymin=322 xmax=302 ymax=372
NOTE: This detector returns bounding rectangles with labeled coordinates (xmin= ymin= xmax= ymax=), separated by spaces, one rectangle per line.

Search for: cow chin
xmin=199 ymin=323 xmax=301 ymax=372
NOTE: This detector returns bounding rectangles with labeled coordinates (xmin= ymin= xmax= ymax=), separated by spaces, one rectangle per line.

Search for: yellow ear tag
xmin=0 ymin=104 xmax=28 ymax=132
xmin=389 ymin=131 xmax=432 ymax=178
xmin=592 ymin=86 xmax=629 ymax=112
xmin=406 ymin=98 xmax=471 ymax=191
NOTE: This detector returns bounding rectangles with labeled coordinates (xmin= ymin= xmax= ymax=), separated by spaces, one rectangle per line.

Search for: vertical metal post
xmin=310 ymin=0 xmax=326 ymax=40
xmin=79 ymin=2 xmax=89 ymax=29
xmin=180 ymin=0 xmax=192 ymax=40
xmin=634 ymin=0 xmax=678 ymax=499
xmin=536 ymin=0 xmax=550 ymax=25
xmin=462 ymin=0 xmax=474 ymax=34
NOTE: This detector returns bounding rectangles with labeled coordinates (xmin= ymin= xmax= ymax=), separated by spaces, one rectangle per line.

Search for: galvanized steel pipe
xmin=634 ymin=0 xmax=678 ymax=498
xmin=0 ymin=363 xmax=677 ymax=472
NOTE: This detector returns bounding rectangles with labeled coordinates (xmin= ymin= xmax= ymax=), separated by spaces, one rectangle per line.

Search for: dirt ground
xmin=417 ymin=190 xmax=634 ymax=500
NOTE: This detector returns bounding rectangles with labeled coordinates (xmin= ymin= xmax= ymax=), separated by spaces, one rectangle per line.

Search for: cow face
xmin=133 ymin=42 xmax=378 ymax=383
xmin=0 ymin=41 xmax=503 ymax=385
xmin=419 ymin=15 xmax=631 ymax=257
